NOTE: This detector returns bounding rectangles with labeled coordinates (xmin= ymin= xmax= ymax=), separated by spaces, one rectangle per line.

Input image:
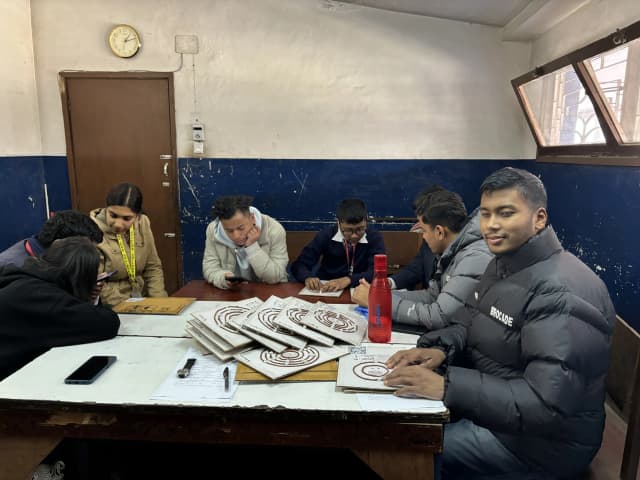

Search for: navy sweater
xmin=290 ymin=225 xmax=385 ymax=287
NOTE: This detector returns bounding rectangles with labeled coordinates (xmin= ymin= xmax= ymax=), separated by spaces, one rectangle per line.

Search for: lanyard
xmin=24 ymin=240 xmax=36 ymax=257
xmin=343 ymin=240 xmax=356 ymax=276
xmin=116 ymin=225 xmax=136 ymax=285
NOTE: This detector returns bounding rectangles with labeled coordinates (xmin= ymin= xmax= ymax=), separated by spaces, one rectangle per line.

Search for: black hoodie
xmin=0 ymin=263 xmax=120 ymax=380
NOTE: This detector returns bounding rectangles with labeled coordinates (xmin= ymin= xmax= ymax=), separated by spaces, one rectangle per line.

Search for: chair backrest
xmin=606 ymin=315 xmax=640 ymax=480
xmin=285 ymin=230 xmax=422 ymax=275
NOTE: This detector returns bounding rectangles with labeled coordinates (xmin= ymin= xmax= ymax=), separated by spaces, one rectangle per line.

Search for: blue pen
xmin=354 ymin=306 xmax=368 ymax=318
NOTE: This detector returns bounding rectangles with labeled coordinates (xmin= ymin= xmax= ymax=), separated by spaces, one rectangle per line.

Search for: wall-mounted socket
xmin=192 ymin=123 xmax=205 ymax=141
xmin=175 ymin=35 xmax=199 ymax=54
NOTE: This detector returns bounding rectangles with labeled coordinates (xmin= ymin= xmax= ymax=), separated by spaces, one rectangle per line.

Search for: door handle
xmin=163 ymin=233 xmax=176 ymax=238
xmin=163 ymin=162 xmax=168 ymax=176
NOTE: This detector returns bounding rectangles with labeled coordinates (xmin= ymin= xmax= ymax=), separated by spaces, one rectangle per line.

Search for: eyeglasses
xmin=341 ymin=226 xmax=366 ymax=236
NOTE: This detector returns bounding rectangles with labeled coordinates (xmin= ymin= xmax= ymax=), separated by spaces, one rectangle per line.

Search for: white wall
xmin=29 ymin=0 xmax=531 ymax=160
xmin=0 ymin=0 xmax=41 ymax=156
xmin=531 ymin=0 xmax=640 ymax=66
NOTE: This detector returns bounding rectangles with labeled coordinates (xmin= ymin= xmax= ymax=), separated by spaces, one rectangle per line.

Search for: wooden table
xmin=173 ymin=279 xmax=353 ymax=303
xmin=0 ymin=281 xmax=446 ymax=480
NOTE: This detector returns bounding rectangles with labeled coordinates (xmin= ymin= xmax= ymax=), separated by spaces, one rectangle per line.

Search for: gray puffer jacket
xmin=418 ymin=226 xmax=615 ymax=478
xmin=392 ymin=210 xmax=493 ymax=331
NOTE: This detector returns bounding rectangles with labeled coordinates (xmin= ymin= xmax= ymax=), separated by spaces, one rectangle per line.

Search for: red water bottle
xmin=368 ymin=254 xmax=391 ymax=343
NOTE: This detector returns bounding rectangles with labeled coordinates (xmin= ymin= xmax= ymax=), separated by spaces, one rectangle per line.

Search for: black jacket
xmin=390 ymin=242 xmax=435 ymax=290
xmin=0 ymin=264 xmax=120 ymax=380
xmin=418 ymin=226 xmax=615 ymax=478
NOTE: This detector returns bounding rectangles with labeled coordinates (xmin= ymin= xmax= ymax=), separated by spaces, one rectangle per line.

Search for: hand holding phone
xmin=64 ymin=355 xmax=117 ymax=384
xmin=97 ymin=270 xmax=117 ymax=283
xmin=226 ymin=275 xmax=249 ymax=283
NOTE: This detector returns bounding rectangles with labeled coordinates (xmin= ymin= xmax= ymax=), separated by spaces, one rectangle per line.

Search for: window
xmin=513 ymin=20 xmax=640 ymax=165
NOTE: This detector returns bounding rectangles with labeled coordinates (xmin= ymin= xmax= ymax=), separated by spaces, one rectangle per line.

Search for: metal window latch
xmin=163 ymin=233 xmax=176 ymax=238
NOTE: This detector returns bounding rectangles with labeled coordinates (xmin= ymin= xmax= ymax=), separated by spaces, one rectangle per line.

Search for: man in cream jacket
xmin=202 ymin=195 xmax=289 ymax=289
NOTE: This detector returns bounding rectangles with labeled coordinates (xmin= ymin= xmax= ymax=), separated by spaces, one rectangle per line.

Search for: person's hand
xmin=321 ymin=277 xmax=350 ymax=292
xmin=305 ymin=277 xmax=322 ymax=291
xmin=224 ymin=272 xmax=244 ymax=288
xmin=386 ymin=347 xmax=446 ymax=370
xmin=384 ymin=365 xmax=445 ymax=400
xmin=244 ymin=224 xmax=261 ymax=247
xmin=90 ymin=281 xmax=104 ymax=304
xmin=351 ymin=279 xmax=370 ymax=307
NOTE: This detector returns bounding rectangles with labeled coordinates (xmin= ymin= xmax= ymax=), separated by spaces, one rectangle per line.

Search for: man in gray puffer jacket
xmin=385 ymin=167 xmax=615 ymax=479
xmin=353 ymin=187 xmax=493 ymax=332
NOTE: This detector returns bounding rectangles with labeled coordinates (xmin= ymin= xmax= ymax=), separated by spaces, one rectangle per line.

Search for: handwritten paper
xmin=151 ymin=348 xmax=237 ymax=402
xmin=298 ymin=280 xmax=343 ymax=297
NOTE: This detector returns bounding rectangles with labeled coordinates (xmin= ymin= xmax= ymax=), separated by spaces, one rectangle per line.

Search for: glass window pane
xmin=588 ymin=38 xmax=640 ymax=143
xmin=521 ymin=65 xmax=605 ymax=146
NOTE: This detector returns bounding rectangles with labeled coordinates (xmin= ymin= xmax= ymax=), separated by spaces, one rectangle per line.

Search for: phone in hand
xmin=64 ymin=355 xmax=117 ymax=384
xmin=97 ymin=270 xmax=117 ymax=283
xmin=226 ymin=276 xmax=249 ymax=283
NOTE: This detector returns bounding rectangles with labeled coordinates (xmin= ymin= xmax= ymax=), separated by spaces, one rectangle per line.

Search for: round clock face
xmin=108 ymin=24 xmax=141 ymax=58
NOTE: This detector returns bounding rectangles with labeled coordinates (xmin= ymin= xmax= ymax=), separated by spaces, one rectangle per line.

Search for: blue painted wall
xmin=1 ymin=155 xmax=637 ymax=328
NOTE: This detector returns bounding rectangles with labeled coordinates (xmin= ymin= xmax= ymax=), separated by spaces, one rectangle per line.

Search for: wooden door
xmin=60 ymin=72 xmax=181 ymax=294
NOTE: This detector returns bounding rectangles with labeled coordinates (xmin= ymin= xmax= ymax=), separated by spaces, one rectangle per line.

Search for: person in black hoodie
xmin=0 ymin=236 xmax=120 ymax=381
xmin=384 ymin=167 xmax=614 ymax=479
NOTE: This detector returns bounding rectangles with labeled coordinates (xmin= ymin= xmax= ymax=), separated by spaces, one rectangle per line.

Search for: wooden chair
xmin=583 ymin=315 xmax=640 ymax=480
xmin=285 ymin=230 xmax=422 ymax=275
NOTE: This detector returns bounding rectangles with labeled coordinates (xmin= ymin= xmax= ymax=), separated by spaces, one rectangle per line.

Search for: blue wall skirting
xmin=1 ymin=155 xmax=637 ymax=328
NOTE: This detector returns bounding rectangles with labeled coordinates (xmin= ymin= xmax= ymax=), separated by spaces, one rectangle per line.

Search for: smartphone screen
xmin=64 ymin=355 xmax=117 ymax=384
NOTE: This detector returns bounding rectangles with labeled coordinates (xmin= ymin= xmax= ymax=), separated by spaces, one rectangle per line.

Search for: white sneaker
xmin=31 ymin=460 xmax=65 ymax=480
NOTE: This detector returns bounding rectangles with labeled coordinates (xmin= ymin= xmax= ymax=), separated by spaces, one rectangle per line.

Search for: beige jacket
xmin=90 ymin=209 xmax=167 ymax=305
xmin=202 ymin=213 xmax=289 ymax=289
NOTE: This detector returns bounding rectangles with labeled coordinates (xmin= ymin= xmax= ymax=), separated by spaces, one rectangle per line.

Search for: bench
xmin=285 ymin=230 xmax=422 ymax=275
xmin=582 ymin=315 xmax=640 ymax=480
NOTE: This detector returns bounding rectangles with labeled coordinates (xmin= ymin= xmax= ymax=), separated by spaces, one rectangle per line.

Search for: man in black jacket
xmin=388 ymin=186 xmax=439 ymax=291
xmin=385 ymin=167 xmax=615 ymax=479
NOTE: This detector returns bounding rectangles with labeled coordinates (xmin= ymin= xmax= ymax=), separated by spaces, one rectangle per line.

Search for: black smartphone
xmin=97 ymin=270 xmax=117 ymax=283
xmin=226 ymin=276 xmax=249 ymax=283
xmin=64 ymin=355 xmax=117 ymax=384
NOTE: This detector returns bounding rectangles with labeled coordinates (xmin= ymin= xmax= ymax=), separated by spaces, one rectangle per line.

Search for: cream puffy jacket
xmin=202 ymin=213 xmax=289 ymax=289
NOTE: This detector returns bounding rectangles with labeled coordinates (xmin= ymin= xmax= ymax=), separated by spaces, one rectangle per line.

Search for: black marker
xmin=223 ymin=366 xmax=229 ymax=391
xmin=177 ymin=358 xmax=196 ymax=378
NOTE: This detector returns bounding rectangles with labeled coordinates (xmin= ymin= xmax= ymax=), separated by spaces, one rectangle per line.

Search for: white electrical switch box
xmin=193 ymin=141 xmax=204 ymax=155
xmin=192 ymin=123 xmax=205 ymax=141
xmin=175 ymin=35 xmax=199 ymax=54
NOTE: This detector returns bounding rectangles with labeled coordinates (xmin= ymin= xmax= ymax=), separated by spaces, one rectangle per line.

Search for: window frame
xmin=512 ymin=19 xmax=640 ymax=166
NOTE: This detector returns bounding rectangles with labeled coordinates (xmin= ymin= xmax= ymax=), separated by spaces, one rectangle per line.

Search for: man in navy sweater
xmin=290 ymin=198 xmax=385 ymax=292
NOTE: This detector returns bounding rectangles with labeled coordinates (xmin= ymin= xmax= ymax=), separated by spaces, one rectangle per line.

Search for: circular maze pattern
xmin=212 ymin=305 xmax=249 ymax=333
xmin=313 ymin=310 xmax=358 ymax=333
xmin=286 ymin=307 xmax=309 ymax=326
xmin=353 ymin=362 xmax=390 ymax=381
xmin=260 ymin=346 xmax=321 ymax=367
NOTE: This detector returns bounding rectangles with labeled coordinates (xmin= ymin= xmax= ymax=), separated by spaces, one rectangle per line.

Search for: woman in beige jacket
xmin=90 ymin=183 xmax=167 ymax=305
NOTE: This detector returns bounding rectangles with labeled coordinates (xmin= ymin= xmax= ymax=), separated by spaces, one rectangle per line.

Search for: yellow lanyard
xmin=116 ymin=225 xmax=136 ymax=285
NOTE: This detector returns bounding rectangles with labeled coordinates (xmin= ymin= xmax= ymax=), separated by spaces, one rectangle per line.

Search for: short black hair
xmin=417 ymin=190 xmax=468 ymax=233
xmin=480 ymin=167 xmax=547 ymax=209
xmin=36 ymin=210 xmax=103 ymax=248
xmin=31 ymin=236 xmax=100 ymax=302
xmin=412 ymin=185 xmax=446 ymax=212
xmin=336 ymin=198 xmax=367 ymax=224
xmin=212 ymin=195 xmax=253 ymax=220
xmin=106 ymin=183 xmax=143 ymax=214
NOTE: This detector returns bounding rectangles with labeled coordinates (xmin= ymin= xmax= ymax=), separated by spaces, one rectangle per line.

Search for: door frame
xmin=59 ymin=71 xmax=183 ymax=288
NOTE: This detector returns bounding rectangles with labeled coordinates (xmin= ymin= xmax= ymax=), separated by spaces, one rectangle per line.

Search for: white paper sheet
xmin=151 ymin=348 xmax=238 ymax=401
xmin=356 ymin=394 xmax=446 ymax=413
